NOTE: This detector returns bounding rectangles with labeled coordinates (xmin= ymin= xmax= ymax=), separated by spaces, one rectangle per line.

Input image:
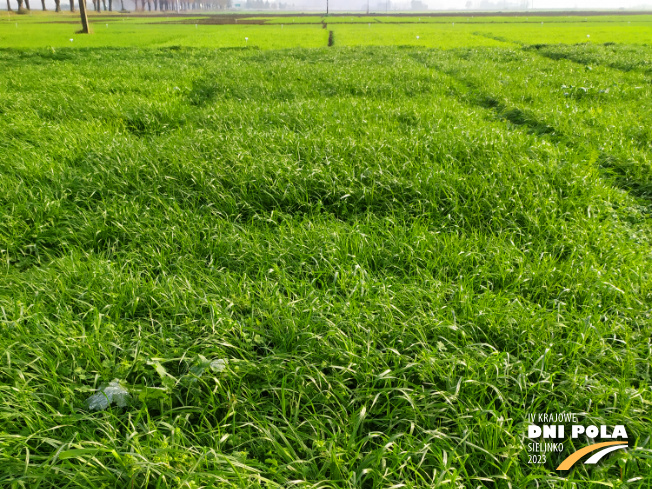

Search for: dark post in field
xmin=78 ymin=0 xmax=91 ymax=33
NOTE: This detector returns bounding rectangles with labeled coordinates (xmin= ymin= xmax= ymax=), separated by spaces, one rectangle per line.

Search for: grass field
xmin=2 ymin=11 xmax=652 ymax=48
xmin=1 ymin=11 xmax=651 ymax=489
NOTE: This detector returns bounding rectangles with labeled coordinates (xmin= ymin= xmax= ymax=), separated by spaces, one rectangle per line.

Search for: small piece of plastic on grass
xmin=210 ymin=359 xmax=228 ymax=373
xmin=189 ymin=356 xmax=229 ymax=378
xmin=86 ymin=380 xmax=130 ymax=411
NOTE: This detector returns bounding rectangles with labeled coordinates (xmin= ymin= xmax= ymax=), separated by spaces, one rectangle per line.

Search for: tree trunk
xmin=78 ymin=0 xmax=90 ymax=33
xmin=7 ymin=0 xmax=12 ymax=11
xmin=102 ymin=0 xmax=106 ymax=10
xmin=55 ymin=0 xmax=61 ymax=10
xmin=108 ymin=0 xmax=112 ymax=10
xmin=70 ymin=0 xmax=75 ymax=12
xmin=24 ymin=0 xmax=30 ymax=9
xmin=41 ymin=0 xmax=46 ymax=9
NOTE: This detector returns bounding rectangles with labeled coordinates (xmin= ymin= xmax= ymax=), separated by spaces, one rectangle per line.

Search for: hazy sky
xmin=437 ymin=0 xmax=650 ymax=8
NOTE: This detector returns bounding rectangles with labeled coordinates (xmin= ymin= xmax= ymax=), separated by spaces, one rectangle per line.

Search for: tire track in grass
xmin=408 ymin=50 xmax=563 ymax=141
xmin=511 ymin=46 xmax=652 ymax=200
xmin=409 ymin=49 xmax=652 ymax=202
xmin=526 ymin=43 xmax=652 ymax=77
xmin=473 ymin=31 xmax=523 ymax=47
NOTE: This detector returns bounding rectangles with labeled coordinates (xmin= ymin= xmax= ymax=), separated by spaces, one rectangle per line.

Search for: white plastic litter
xmin=210 ymin=358 xmax=228 ymax=373
xmin=86 ymin=380 xmax=130 ymax=411
xmin=189 ymin=356 xmax=230 ymax=378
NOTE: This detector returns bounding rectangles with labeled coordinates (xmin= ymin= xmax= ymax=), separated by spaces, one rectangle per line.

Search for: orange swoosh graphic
xmin=556 ymin=441 xmax=628 ymax=470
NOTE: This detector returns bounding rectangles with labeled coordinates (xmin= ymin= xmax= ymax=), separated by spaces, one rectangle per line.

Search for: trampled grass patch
xmin=0 ymin=19 xmax=651 ymax=489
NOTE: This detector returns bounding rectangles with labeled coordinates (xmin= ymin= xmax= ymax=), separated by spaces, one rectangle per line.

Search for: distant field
xmin=1 ymin=10 xmax=651 ymax=489
xmin=1 ymin=11 xmax=652 ymax=48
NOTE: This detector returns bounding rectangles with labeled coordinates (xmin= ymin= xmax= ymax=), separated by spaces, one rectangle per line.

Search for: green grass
xmin=0 ymin=15 xmax=651 ymax=489
xmin=330 ymin=23 xmax=511 ymax=47
xmin=2 ymin=12 xmax=652 ymax=48
xmin=258 ymin=14 xmax=652 ymax=24
xmin=473 ymin=21 xmax=652 ymax=45
xmin=0 ymin=15 xmax=328 ymax=49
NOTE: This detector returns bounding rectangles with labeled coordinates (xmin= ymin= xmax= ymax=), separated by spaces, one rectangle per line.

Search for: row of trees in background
xmin=7 ymin=0 xmax=228 ymax=12
xmin=129 ymin=0 xmax=230 ymax=11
